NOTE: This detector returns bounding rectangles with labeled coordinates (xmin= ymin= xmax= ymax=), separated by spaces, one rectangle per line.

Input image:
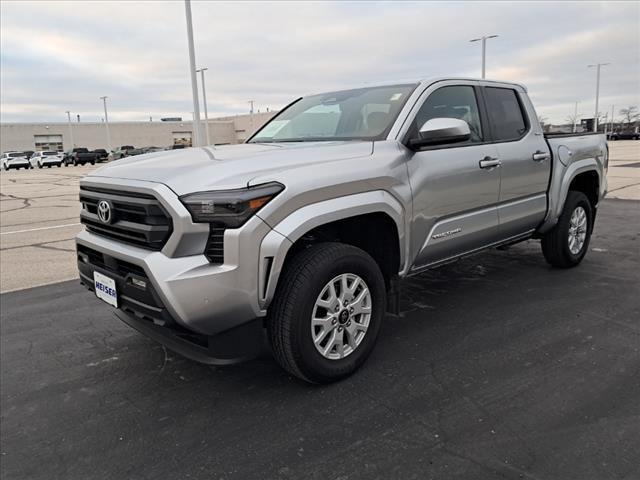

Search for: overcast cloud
xmin=1 ymin=0 xmax=639 ymax=124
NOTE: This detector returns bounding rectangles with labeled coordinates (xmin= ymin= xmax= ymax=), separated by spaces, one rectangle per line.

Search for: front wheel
xmin=267 ymin=243 xmax=386 ymax=383
xmin=541 ymin=191 xmax=593 ymax=268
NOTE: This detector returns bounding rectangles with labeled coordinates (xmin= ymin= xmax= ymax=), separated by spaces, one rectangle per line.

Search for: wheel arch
xmin=258 ymin=191 xmax=406 ymax=310
xmin=539 ymin=161 xmax=603 ymax=234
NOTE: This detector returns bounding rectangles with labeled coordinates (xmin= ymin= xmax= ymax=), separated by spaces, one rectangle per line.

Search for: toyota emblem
xmin=97 ymin=200 xmax=113 ymax=224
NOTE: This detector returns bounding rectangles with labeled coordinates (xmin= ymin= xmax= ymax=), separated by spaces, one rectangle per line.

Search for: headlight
xmin=180 ymin=182 xmax=284 ymax=228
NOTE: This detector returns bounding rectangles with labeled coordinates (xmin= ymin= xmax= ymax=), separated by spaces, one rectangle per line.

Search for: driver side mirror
xmin=408 ymin=118 xmax=471 ymax=149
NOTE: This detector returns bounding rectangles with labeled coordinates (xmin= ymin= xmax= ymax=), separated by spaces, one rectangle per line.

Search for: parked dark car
xmin=23 ymin=150 xmax=35 ymax=160
xmin=93 ymin=149 xmax=109 ymax=162
xmin=63 ymin=148 xmax=98 ymax=166
xmin=608 ymin=130 xmax=640 ymax=140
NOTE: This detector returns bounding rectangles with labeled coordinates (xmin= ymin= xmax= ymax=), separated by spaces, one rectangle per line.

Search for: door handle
xmin=479 ymin=156 xmax=501 ymax=169
xmin=532 ymin=151 xmax=550 ymax=162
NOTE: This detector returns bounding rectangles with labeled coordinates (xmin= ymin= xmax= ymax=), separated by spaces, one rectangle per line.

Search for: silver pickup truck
xmin=76 ymin=77 xmax=608 ymax=383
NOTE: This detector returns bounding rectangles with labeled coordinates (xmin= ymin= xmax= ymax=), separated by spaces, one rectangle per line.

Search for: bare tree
xmin=619 ymin=106 xmax=639 ymax=126
xmin=565 ymin=114 xmax=578 ymax=126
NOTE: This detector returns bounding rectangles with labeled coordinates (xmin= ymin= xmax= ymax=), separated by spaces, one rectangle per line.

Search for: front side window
xmin=411 ymin=85 xmax=483 ymax=143
xmin=484 ymin=87 xmax=528 ymax=141
xmin=249 ymin=84 xmax=417 ymax=143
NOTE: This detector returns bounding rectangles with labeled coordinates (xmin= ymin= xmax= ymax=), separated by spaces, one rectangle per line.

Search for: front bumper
xmin=77 ymin=243 xmax=265 ymax=364
xmin=77 ymin=213 xmax=271 ymax=336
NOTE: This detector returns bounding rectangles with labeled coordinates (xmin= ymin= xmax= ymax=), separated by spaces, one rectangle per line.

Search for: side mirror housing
xmin=408 ymin=118 xmax=472 ymax=149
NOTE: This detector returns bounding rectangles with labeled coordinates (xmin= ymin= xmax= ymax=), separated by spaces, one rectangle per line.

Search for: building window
xmin=172 ymin=131 xmax=192 ymax=147
xmin=34 ymin=134 xmax=63 ymax=152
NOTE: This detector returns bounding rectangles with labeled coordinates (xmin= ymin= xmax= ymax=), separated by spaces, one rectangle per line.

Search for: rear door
xmin=402 ymin=81 xmax=502 ymax=270
xmin=481 ymin=84 xmax=551 ymax=238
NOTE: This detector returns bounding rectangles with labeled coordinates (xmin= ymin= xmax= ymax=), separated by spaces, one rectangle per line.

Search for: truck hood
xmin=87 ymin=141 xmax=373 ymax=195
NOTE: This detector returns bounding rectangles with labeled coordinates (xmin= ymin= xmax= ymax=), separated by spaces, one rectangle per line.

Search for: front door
xmin=404 ymin=83 xmax=502 ymax=270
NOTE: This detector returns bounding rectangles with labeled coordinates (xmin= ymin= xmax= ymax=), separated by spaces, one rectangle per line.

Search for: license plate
xmin=94 ymin=271 xmax=118 ymax=307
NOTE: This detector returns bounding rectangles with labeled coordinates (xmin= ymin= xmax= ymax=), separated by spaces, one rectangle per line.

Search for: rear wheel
xmin=541 ymin=191 xmax=593 ymax=268
xmin=267 ymin=243 xmax=386 ymax=383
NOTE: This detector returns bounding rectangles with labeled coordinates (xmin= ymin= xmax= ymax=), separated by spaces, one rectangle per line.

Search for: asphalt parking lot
xmin=1 ymin=142 xmax=639 ymax=479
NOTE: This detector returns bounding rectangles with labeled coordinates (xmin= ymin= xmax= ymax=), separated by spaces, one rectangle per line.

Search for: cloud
xmin=1 ymin=0 xmax=639 ymax=123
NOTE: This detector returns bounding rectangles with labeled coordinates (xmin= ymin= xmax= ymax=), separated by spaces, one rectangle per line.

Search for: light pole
xmin=587 ymin=63 xmax=610 ymax=132
xmin=248 ymin=100 xmax=255 ymax=134
xmin=100 ymin=96 xmax=112 ymax=151
xmin=470 ymin=34 xmax=499 ymax=79
xmin=610 ymin=104 xmax=615 ymax=135
xmin=184 ymin=0 xmax=202 ymax=147
xmin=65 ymin=110 xmax=74 ymax=149
xmin=196 ymin=67 xmax=211 ymax=146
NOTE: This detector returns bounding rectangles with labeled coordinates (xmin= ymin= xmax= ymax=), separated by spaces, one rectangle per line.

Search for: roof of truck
xmin=306 ymin=77 xmax=527 ymax=96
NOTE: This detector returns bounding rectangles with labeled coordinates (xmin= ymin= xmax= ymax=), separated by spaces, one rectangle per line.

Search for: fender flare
xmin=539 ymin=159 xmax=602 ymax=234
xmin=257 ymin=190 xmax=406 ymax=309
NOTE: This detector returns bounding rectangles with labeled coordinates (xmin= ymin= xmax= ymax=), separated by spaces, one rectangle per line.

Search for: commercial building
xmin=0 ymin=111 xmax=277 ymax=153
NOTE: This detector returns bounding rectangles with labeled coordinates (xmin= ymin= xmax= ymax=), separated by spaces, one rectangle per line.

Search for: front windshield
xmin=249 ymin=83 xmax=417 ymax=143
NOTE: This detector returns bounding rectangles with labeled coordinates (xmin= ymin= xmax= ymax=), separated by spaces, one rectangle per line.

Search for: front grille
xmin=80 ymin=186 xmax=172 ymax=250
xmin=205 ymin=224 xmax=225 ymax=264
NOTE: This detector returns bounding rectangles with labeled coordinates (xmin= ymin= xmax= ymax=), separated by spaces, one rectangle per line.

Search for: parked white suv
xmin=29 ymin=151 xmax=63 ymax=169
xmin=1 ymin=151 xmax=30 ymax=171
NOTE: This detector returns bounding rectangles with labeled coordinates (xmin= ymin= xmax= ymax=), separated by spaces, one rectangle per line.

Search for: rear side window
xmin=485 ymin=87 xmax=528 ymax=141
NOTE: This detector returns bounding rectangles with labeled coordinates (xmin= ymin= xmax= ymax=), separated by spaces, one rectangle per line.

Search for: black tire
xmin=267 ymin=242 xmax=386 ymax=384
xmin=57 ymin=163 xmax=62 ymax=168
xmin=73 ymin=160 xmax=78 ymax=166
xmin=91 ymin=160 xmax=95 ymax=165
xmin=541 ymin=191 xmax=593 ymax=268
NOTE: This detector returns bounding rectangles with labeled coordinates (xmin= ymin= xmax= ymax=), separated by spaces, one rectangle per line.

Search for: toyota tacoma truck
xmin=76 ymin=78 xmax=608 ymax=383
xmin=64 ymin=147 xmax=98 ymax=166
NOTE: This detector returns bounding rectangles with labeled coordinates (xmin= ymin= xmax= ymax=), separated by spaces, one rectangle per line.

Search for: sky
xmin=1 ymin=0 xmax=639 ymax=125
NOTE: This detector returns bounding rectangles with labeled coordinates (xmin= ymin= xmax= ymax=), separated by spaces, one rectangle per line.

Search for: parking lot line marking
xmin=0 ymin=223 xmax=81 ymax=235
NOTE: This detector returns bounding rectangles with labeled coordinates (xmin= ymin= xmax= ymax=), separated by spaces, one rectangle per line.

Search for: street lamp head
xmin=470 ymin=35 xmax=498 ymax=42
